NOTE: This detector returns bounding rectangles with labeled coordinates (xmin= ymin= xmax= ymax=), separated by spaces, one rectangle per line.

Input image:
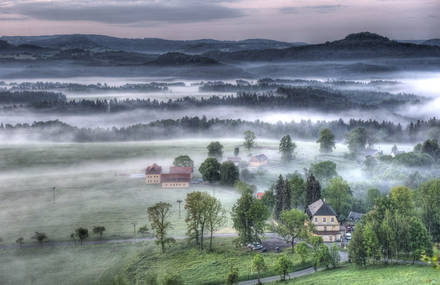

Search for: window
xmin=324 ymin=226 xmax=327 ymax=231
xmin=314 ymin=217 xmax=318 ymax=222
xmin=329 ymin=236 xmax=333 ymax=241
xmin=331 ymin=217 xmax=334 ymax=222
xmin=323 ymin=217 xmax=327 ymax=222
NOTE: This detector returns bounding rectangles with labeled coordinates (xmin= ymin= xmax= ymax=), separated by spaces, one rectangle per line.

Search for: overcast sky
xmin=0 ymin=0 xmax=439 ymax=42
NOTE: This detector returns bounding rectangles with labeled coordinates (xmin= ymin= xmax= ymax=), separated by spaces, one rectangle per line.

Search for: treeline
xmin=2 ymin=86 xmax=421 ymax=112
xmin=0 ymin=90 xmax=66 ymax=104
xmin=1 ymin=116 xmax=440 ymax=143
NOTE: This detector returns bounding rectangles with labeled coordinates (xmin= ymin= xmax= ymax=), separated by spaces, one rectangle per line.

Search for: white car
xmin=345 ymin=233 xmax=352 ymax=240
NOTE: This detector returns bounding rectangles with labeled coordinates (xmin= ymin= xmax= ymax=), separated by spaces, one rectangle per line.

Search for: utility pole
xmin=52 ymin=187 xmax=56 ymax=203
xmin=176 ymin=200 xmax=183 ymax=218
xmin=132 ymin=223 xmax=136 ymax=234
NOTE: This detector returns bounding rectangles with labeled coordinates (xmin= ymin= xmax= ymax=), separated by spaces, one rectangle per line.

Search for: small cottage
xmin=145 ymin=163 xmax=162 ymax=184
xmin=306 ymin=199 xmax=342 ymax=242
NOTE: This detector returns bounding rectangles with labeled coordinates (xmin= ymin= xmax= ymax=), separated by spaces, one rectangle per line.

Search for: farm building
xmin=145 ymin=163 xmax=162 ymax=184
xmin=161 ymin=173 xmax=191 ymax=188
xmin=306 ymin=199 xmax=342 ymax=242
xmin=249 ymin=154 xmax=268 ymax=167
xmin=145 ymin=164 xmax=192 ymax=188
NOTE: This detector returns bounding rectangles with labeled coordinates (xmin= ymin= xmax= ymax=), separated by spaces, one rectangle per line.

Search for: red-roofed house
xmin=257 ymin=192 xmax=265 ymax=199
xmin=145 ymin=163 xmax=162 ymax=184
xmin=161 ymin=173 xmax=191 ymax=188
xmin=170 ymin=166 xmax=193 ymax=175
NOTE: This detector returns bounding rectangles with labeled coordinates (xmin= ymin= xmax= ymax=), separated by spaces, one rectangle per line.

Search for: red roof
xmin=257 ymin=192 xmax=265 ymax=199
xmin=146 ymin=163 xmax=162 ymax=175
xmin=161 ymin=173 xmax=191 ymax=183
xmin=170 ymin=166 xmax=192 ymax=174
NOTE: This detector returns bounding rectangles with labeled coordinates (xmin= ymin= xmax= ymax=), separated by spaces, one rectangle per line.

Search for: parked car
xmin=345 ymin=233 xmax=352 ymax=240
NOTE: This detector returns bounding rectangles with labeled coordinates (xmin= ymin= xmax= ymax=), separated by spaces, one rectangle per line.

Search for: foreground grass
xmin=110 ymin=237 xmax=312 ymax=285
xmin=276 ymin=264 xmax=438 ymax=285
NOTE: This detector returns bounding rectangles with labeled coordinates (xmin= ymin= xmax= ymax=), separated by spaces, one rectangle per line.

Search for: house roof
xmin=250 ymin=154 xmax=268 ymax=163
xmin=161 ymin=173 xmax=191 ymax=183
xmin=170 ymin=166 xmax=192 ymax=174
xmin=146 ymin=163 xmax=162 ymax=175
xmin=347 ymin=211 xmax=364 ymax=221
xmin=306 ymin=199 xmax=337 ymax=218
xmin=257 ymin=192 xmax=264 ymax=199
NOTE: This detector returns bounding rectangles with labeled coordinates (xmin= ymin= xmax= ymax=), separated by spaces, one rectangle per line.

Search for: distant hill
xmin=423 ymin=39 xmax=440 ymax=47
xmin=0 ymin=34 xmax=304 ymax=54
xmin=146 ymin=52 xmax=220 ymax=66
xmin=204 ymin=32 xmax=440 ymax=62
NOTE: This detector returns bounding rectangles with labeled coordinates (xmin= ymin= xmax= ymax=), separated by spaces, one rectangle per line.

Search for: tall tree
xmin=365 ymin=188 xmax=381 ymax=210
xmin=74 ymin=227 xmax=89 ymax=246
xmin=275 ymin=209 xmax=311 ymax=252
xmin=148 ymin=202 xmax=175 ymax=253
xmin=199 ymin=157 xmax=221 ymax=183
xmin=323 ymin=177 xmax=352 ymax=220
xmin=317 ymin=128 xmax=336 ymax=153
xmin=389 ymin=186 xmax=414 ymax=216
xmin=418 ymin=179 xmax=440 ymax=242
xmin=173 ymin=155 xmax=194 ymax=168
xmin=289 ymin=173 xmax=306 ymax=208
xmin=220 ymin=161 xmax=240 ymax=186
xmin=279 ymin=135 xmax=296 ymax=162
xmin=207 ymin=141 xmax=224 ymax=158
xmin=276 ymin=255 xmax=293 ymax=281
xmin=185 ymin=192 xmax=203 ymax=246
xmin=243 ymin=130 xmax=256 ymax=151
xmin=305 ymin=174 xmax=321 ymax=206
xmin=206 ymin=196 xmax=227 ymax=251
xmin=92 ymin=226 xmax=106 ymax=239
xmin=252 ymin=254 xmax=266 ymax=284
xmin=310 ymin=161 xmax=337 ymax=186
xmin=345 ymin=127 xmax=368 ymax=155
xmin=274 ymin=175 xmax=291 ymax=219
xmin=231 ymin=189 xmax=269 ymax=245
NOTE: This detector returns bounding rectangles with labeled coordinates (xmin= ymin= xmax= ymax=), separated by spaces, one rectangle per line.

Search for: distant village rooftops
xmin=146 ymin=163 xmax=162 ymax=175
xmin=306 ymin=199 xmax=337 ymax=218
xmin=170 ymin=166 xmax=192 ymax=174
xmin=161 ymin=173 xmax=191 ymax=183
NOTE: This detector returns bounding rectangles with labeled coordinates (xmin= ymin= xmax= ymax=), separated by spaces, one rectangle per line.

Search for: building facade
xmin=145 ymin=163 xmax=162 ymax=184
xmin=306 ymin=199 xmax=342 ymax=242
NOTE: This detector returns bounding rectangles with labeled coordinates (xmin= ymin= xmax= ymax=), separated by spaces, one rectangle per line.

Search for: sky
xmin=0 ymin=0 xmax=439 ymax=42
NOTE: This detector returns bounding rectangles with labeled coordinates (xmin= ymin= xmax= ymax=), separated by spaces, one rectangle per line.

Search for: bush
xmin=161 ymin=273 xmax=184 ymax=285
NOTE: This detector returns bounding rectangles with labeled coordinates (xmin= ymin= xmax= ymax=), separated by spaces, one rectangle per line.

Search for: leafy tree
xmin=74 ymin=227 xmax=89 ymax=245
xmin=252 ymin=254 xmax=266 ymax=284
xmin=305 ymin=174 xmax=321 ymax=206
xmin=16 ymin=237 xmax=24 ymax=248
xmin=276 ymin=255 xmax=293 ymax=281
xmin=329 ymin=244 xmax=341 ymax=268
xmin=231 ymin=189 xmax=269 ymax=245
xmin=345 ymin=127 xmax=368 ymax=155
xmin=32 ymin=232 xmax=48 ymax=245
xmin=389 ymin=186 xmax=414 ymax=215
xmin=235 ymin=180 xmax=256 ymax=194
xmin=365 ymin=188 xmax=381 ymax=210
xmin=234 ymin=147 xmax=240 ymax=157
xmin=275 ymin=209 xmax=311 ymax=252
xmin=185 ymin=192 xmax=204 ymax=248
xmin=148 ymin=202 xmax=175 ymax=253
xmin=408 ymin=216 xmax=432 ymax=263
xmin=244 ymin=130 xmax=256 ymax=151
xmin=199 ymin=157 xmax=221 ymax=183
xmin=173 ymin=155 xmax=194 ymax=168
xmin=161 ymin=273 xmax=184 ymax=285
xmin=205 ymin=196 xmax=226 ymax=251
xmin=207 ymin=141 xmax=223 ymax=158
xmin=394 ymin=152 xmax=433 ymax=167
xmin=289 ymin=173 xmax=306 ymax=208
xmin=404 ymin=171 xmax=424 ymax=189
xmin=313 ymin=244 xmax=331 ymax=270
xmin=92 ymin=226 xmax=106 ymax=239
xmin=225 ymin=266 xmax=239 ymax=285
xmin=279 ymin=135 xmax=296 ymax=161
xmin=317 ymin=128 xmax=336 ymax=153
xmin=421 ymin=139 xmax=440 ymax=161
xmin=260 ymin=189 xmax=275 ymax=213
xmin=418 ymin=179 xmax=440 ymax=241
xmin=220 ymin=161 xmax=240 ymax=186
xmin=323 ymin=177 xmax=352 ymax=220
xmin=362 ymin=222 xmax=381 ymax=263
xmin=145 ymin=272 xmax=158 ymax=285
xmin=138 ymin=225 xmax=149 ymax=235
xmin=310 ymin=161 xmax=337 ymax=185
xmin=294 ymin=242 xmax=309 ymax=264
xmin=348 ymin=223 xmax=367 ymax=266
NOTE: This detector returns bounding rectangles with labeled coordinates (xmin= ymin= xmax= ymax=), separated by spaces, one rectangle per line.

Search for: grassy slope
xmin=277 ymin=264 xmax=438 ymax=285
xmin=112 ymin=238 xmax=312 ymax=285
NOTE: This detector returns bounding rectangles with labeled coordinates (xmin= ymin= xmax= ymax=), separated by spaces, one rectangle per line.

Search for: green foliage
xmin=421 ymin=139 xmax=440 ymax=161
xmin=329 ymin=245 xmax=341 ymax=268
xmin=31 ymin=232 xmax=48 ymax=245
xmin=138 ymin=225 xmax=149 ymax=235
xmin=313 ymin=244 xmax=331 ymax=270
xmin=275 ymin=209 xmax=311 ymax=252
xmin=279 ymin=135 xmax=296 ymax=161
xmin=365 ymin=188 xmax=381 ymax=210
xmin=243 ymin=130 xmax=256 ymax=151
xmin=93 ymin=226 xmax=106 ymax=238
xmin=144 ymin=272 xmax=158 ymax=285
xmin=226 ymin=266 xmax=239 ymax=285
xmin=394 ymin=151 xmax=434 ymax=167
xmin=276 ymin=255 xmax=293 ymax=281
xmin=148 ymin=202 xmax=175 ymax=253
xmin=199 ymin=157 xmax=221 ymax=183
xmin=260 ymin=189 xmax=275 ymax=213
xmin=74 ymin=227 xmax=89 ymax=245
xmin=234 ymin=181 xmax=256 ymax=194
xmin=161 ymin=273 xmax=184 ymax=285
xmin=317 ymin=128 xmax=336 ymax=153
xmin=220 ymin=161 xmax=240 ymax=186
xmin=231 ymin=190 xmax=269 ymax=245
xmin=289 ymin=172 xmax=306 ymax=208
xmin=418 ymin=179 xmax=440 ymax=242
xmin=294 ymin=242 xmax=309 ymax=264
xmin=305 ymin=174 xmax=321 ymax=206
xmin=252 ymin=254 xmax=266 ymax=283
xmin=310 ymin=161 xmax=338 ymax=185
xmin=207 ymin=141 xmax=223 ymax=158
xmin=173 ymin=155 xmax=194 ymax=168
xmin=345 ymin=127 xmax=368 ymax=155
xmin=274 ymin=175 xmax=291 ymax=219
xmin=389 ymin=186 xmax=414 ymax=215
xmin=324 ymin=177 xmax=352 ymax=220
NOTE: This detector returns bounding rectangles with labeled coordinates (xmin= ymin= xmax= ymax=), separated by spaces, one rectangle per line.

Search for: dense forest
xmin=1 ymin=116 xmax=439 ymax=143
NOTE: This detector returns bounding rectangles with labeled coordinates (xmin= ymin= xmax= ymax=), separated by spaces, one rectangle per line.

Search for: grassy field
xmin=276 ymin=264 xmax=438 ymax=285
xmin=110 ymin=237 xmax=312 ymax=285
